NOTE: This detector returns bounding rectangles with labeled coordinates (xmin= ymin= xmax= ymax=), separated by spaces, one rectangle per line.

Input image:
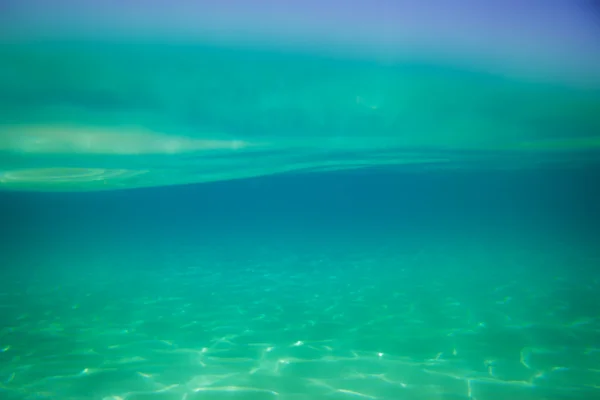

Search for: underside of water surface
xmin=1 ymin=40 xmax=599 ymax=191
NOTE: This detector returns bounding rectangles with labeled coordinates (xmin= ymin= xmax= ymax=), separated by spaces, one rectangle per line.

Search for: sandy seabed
xmin=0 ymin=235 xmax=598 ymax=400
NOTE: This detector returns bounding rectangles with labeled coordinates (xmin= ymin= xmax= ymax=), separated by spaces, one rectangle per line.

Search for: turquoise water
xmin=1 ymin=30 xmax=600 ymax=400
xmin=1 ymin=170 xmax=600 ymax=399
xmin=1 ymin=42 xmax=600 ymax=191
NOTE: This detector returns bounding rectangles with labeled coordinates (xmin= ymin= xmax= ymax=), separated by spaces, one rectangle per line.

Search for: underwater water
xmin=1 ymin=169 xmax=600 ymax=400
xmin=1 ymin=40 xmax=600 ymax=192
xmin=2 ymin=2 xmax=600 ymax=399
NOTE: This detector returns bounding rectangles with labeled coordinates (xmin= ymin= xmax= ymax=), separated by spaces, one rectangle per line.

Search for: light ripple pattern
xmin=0 ymin=239 xmax=599 ymax=399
